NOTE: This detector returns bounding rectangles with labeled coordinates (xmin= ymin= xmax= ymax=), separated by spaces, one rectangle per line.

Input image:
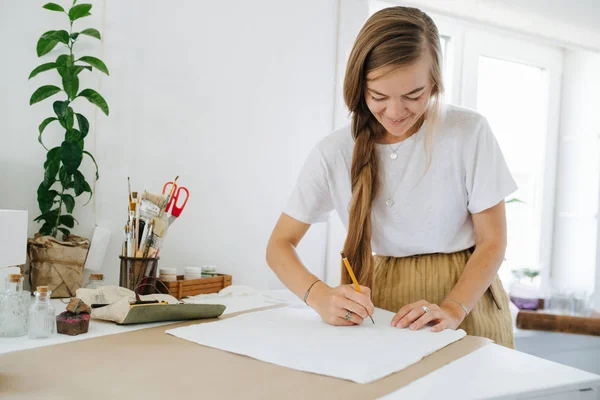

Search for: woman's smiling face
xmin=365 ymin=52 xmax=432 ymax=144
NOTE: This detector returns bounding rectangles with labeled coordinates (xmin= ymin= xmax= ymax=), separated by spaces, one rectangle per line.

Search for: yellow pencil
xmin=340 ymin=251 xmax=375 ymax=324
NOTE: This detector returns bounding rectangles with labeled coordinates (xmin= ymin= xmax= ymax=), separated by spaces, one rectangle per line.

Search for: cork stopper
xmin=90 ymin=273 xmax=104 ymax=281
xmin=8 ymin=274 xmax=22 ymax=283
xmin=37 ymin=286 xmax=49 ymax=293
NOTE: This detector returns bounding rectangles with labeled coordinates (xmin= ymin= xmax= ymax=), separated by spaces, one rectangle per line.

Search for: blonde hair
xmin=341 ymin=6 xmax=445 ymax=287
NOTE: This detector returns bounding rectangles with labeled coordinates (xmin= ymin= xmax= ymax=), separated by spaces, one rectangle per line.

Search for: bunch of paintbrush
xmin=122 ymin=178 xmax=173 ymax=259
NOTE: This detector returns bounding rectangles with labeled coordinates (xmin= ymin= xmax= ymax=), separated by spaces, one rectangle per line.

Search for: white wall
xmin=0 ymin=0 xmax=339 ymax=289
xmin=323 ymin=0 xmax=370 ymax=287
xmin=552 ymin=51 xmax=600 ymax=297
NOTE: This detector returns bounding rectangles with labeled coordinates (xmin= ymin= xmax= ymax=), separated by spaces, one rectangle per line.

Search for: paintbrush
xmin=128 ymin=177 xmax=132 ymax=204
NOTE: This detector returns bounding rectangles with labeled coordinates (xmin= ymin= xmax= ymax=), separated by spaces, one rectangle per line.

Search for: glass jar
xmin=84 ymin=273 xmax=105 ymax=290
xmin=0 ymin=274 xmax=29 ymax=337
xmin=28 ymin=286 xmax=56 ymax=339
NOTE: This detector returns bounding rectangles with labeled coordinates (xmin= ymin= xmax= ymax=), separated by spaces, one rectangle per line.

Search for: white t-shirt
xmin=283 ymin=104 xmax=517 ymax=257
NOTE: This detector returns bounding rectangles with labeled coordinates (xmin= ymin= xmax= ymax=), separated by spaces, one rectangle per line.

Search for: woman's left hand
xmin=391 ymin=299 xmax=465 ymax=332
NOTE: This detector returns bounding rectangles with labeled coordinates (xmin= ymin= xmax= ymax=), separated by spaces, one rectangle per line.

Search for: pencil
xmin=340 ymin=251 xmax=375 ymax=324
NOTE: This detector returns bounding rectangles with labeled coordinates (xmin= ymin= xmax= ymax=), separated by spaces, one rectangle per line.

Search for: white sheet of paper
xmin=182 ymin=293 xmax=287 ymax=315
xmin=166 ymin=305 xmax=467 ymax=384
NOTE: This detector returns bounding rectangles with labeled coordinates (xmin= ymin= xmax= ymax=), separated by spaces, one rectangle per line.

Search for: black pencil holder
xmin=119 ymin=256 xmax=160 ymax=295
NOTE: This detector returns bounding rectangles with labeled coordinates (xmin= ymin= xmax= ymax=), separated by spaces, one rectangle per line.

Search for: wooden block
xmin=517 ymin=311 xmax=600 ymax=336
xmin=56 ymin=311 xmax=91 ymax=336
xmin=66 ymin=298 xmax=91 ymax=314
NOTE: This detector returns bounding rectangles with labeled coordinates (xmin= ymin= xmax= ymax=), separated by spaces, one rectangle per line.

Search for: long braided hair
xmin=341 ymin=7 xmax=445 ymax=287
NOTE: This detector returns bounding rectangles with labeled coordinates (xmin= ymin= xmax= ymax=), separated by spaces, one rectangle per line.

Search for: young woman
xmin=266 ymin=6 xmax=516 ymax=348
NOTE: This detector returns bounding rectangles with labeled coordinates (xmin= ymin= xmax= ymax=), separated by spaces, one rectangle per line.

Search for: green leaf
xmin=61 ymin=194 xmax=75 ymax=213
xmin=53 ymin=100 xmax=68 ymax=119
xmin=66 ymin=107 xmax=75 ymax=129
xmin=62 ymin=68 xmax=79 ymax=99
xmin=73 ymin=170 xmax=90 ymax=196
xmin=34 ymin=208 xmax=59 ymax=223
xmin=79 ymin=28 xmax=101 ymax=40
xmin=56 ymin=54 xmax=69 ymax=66
xmin=43 ymin=3 xmax=65 ymax=12
xmin=59 ymin=215 xmax=76 ymax=228
xmin=73 ymin=65 xmax=92 ymax=75
xmin=44 ymin=146 xmax=61 ymax=168
xmin=38 ymin=31 xmax=69 ymax=52
xmin=84 ymin=151 xmax=99 ymax=180
xmin=506 ymin=198 xmax=525 ymax=204
xmin=73 ymin=171 xmax=93 ymax=204
xmin=36 ymin=30 xmax=59 ymax=57
xmin=70 ymin=32 xmax=80 ymax=40
xmin=68 ymin=4 xmax=92 ymax=21
xmin=39 ymin=190 xmax=59 ymax=213
xmin=38 ymin=117 xmax=58 ymax=150
xmin=53 ymin=101 xmax=74 ymax=129
xmin=58 ymin=228 xmax=71 ymax=239
xmin=39 ymin=117 xmax=58 ymax=134
xmin=77 ymin=56 xmax=109 ymax=75
xmin=30 ymin=85 xmax=61 ymax=105
xmin=44 ymin=158 xmax=60 ymax=187
xmin=82 ymin=180 xmax=92 ymax=205
xmin=77 ymin=89 xmax=109 ymax=115
xmin=59 ymin=166 xmax=72 ymax=188
xmin=28 ymin=62 xmax=58 ymax=80
xmin=53 ymin=30 xmax=70 ymax=44
xmin=66 ymin=129 xmax=82 ymax=142
xmin=39 ymin=222 xmax=55 ymax=236
xmin=37 ymin=183 xmax=59 ymax=213
xmin=61 ymin=140 xmax=83 ymax=173
xmin=76 ymin=113 xmax=89 ymax=137
xmin=34 ymin=212 xmax=48 ymax=223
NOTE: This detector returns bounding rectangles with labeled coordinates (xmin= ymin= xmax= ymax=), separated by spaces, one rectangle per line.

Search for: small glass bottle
xmin=0 ymin=274 xmax=29 ymax=337
xmin=28 ymin=286 xmax=56 ymax=339
xmin=84 ymin=273 xmax=105 ymax=290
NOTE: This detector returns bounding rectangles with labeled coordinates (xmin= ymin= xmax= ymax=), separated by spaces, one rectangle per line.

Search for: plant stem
xmin=52 ymin=187 xmax=65 ymax=238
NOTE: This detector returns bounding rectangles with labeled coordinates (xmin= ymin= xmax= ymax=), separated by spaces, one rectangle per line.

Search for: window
xmin=476 ymin=56 xmax=550 ymax=285
xmin=461 ymin=30 xmax=563 ymax=289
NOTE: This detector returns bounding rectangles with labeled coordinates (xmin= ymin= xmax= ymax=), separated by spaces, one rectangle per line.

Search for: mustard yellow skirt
xmin=372 ymin=249 xmax=515 ymax=348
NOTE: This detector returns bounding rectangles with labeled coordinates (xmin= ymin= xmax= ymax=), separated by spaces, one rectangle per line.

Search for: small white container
xmin=159 ymin=268 xmax=177 ymax=275
xmin=159 ymin=268 xmax=178 ymax=282
xmin=159 ymin=274 xmax=177 ymax=282
xmin=202 ymin=265 xmax=218 ymax=278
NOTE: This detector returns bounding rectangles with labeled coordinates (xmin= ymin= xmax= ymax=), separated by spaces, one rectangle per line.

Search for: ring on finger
xmin=344 ymin=310 xmax=353 ymax=321
xmin=421 ymin=305 xmax=431 ymax=314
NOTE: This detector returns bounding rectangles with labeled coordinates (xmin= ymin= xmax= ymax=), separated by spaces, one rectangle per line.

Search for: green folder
xmin=118 ymin=303 xmax=226 ymax=325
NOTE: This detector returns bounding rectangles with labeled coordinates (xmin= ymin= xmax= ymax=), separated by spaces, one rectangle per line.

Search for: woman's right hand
xmin=307 ymin=282 xmax=375 ymax=326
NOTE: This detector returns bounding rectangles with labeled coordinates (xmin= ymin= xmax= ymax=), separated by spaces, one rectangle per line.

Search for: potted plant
xmin=509 ymin=267 xmax=542 ymax=310
xmin=27 ymin=1 xmax=109 ymax=297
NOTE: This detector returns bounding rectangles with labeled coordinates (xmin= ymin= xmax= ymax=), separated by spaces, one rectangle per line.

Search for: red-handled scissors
xmin=162 ymin=181 xmax=190 ymax=218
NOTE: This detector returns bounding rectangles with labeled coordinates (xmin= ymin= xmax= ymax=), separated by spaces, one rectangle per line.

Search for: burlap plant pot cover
xmin=28 ymin=235 xmax=90 ymax=298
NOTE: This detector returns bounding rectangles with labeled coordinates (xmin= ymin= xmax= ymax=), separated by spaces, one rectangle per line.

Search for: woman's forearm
xmin=442 ymin=241 xmax=506 ymax=313
xmin=266 ymin=237 xmax=325 ymax=302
